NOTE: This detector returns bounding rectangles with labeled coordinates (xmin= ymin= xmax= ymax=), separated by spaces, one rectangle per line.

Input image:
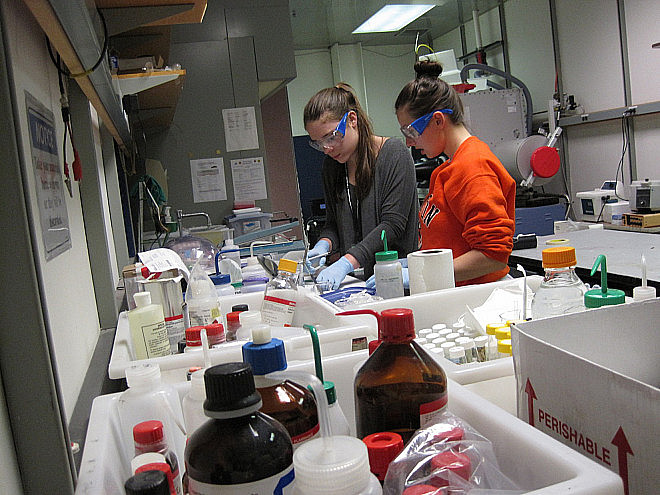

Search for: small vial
xmin=431 ymin=323 xmax=447 ymax=332
xmin=495 ymin=327 xmax=512 ymax=341
xmin=455 ymin=337 xmax=477 ymax=363
xmin=438 ymin=328 xmax=452 ymax=338
xmin=431 ymin=337 xmax=446 ymax=347
xmin=414 ymin=337 xmax=428 ymax=345
xmin=425 ymin=332 xmax=440 ymax=341
xmin=445 ymin=332 xmax=461 ymax=343
xmin=448 ymin=346 xmax=467 ymax=365
xmin=498 ymin=338 xmax=513 ymax=358
xmin=487 ymin=338 xmax=500 ymax=361
xmin=440 ymin=342 xmax=455 ymax=359
xmin=430 ymin=347 xmax=445 ymax=356
xmin=452 ymin=322 xmax=466 ymax=333
xmin=418 ymin=328 xmax=433 ymax=338
xmin=474 ymin=335 xmax=489 ymax=362
xmin=423 ymin=342 xmax=436 ymax=350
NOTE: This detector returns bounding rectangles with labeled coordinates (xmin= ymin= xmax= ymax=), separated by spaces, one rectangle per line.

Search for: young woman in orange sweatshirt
xmin=395 ymin=60 xmax=516 ymax=285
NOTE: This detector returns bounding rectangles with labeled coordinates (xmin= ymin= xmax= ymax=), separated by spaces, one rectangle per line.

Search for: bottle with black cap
xmin=125 ymin=470 xmax=170 ymax=495
xmin=184 ymin=362 xmax=295 ymax=494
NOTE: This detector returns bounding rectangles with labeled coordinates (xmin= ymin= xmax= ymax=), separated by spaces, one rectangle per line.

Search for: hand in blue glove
xmin=305 ymin=239 xmax=330 ymax=272
xmin=365 ymin=258 xmax=409 ymax=289
xmin=316 ymin=256 xmax=354 ymax=290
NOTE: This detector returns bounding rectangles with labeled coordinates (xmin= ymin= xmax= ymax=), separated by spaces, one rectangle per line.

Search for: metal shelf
xmin=558 ymin=100 xmax=660 ymax=127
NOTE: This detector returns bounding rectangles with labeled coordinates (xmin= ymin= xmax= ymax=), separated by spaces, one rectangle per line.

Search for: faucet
xmin=176 ymin=209 xmax=212 ymax=237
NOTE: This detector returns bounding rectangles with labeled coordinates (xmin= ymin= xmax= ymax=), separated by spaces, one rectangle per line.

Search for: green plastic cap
xmin=375 ymin=250 xmax=398 ymax=262
xmin=324 ymin=381 xmax=337 ymax=405
xmin=584 ymin=288 xmax=626 ymax=308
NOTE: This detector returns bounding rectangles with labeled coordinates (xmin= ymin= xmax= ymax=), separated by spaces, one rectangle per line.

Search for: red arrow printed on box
xmin=611 ymin=426 xmax=633 ymax=495
xmin=524 ymin=378 xmax=537 ymax=426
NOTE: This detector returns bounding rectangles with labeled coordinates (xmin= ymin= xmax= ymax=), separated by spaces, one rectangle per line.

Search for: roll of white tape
xmin=407 ymin=249 xmax=454 ymax=295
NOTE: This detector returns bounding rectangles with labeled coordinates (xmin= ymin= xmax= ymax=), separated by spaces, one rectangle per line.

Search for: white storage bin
xmin=109 ymin=290 xmax=368 ymax=381
xmin=225 ymin=211 xmax=272 ymax=237
xmin=339 ymin=277 xmax=541 ymax=385
xmin=78 ymin=349 xmax=623 ymax=494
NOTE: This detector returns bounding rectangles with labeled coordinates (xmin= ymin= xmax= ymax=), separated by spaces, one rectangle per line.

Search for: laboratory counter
xmin=509 ymin=228 xmax=659 ymax=296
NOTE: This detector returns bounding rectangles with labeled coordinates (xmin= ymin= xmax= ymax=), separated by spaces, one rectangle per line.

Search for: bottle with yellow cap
xmin=531 ymin=246 xmax=588 ymax=319
xmin=261 ymin=258 xmax=299 ymax=327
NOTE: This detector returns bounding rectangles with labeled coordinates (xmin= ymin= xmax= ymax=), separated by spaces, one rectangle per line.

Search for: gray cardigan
xmin=319 ymin=137 xmax=418 ymax=279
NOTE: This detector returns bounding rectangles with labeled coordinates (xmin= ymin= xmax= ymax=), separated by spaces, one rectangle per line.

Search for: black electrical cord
xmin=613 ymin=113 xmax=631 ymax=200
xmin=45 ymin=9 xmax=108 ymax=78
xmin=596 ymin=197 xmax=609 ymax=223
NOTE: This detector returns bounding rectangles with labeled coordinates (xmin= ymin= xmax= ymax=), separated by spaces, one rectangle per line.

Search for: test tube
xmin=474 ymin=336 xmax=489 ymax=362
xmin=448 ymin=346 xmax=467 ymax=365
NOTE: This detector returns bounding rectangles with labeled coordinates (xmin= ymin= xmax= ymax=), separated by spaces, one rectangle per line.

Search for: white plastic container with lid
xmin=219 ymin=231 xmax=241 ymax=267
xmin=373 ymin=230 xmax=404 ymax=300
xmin=261 ymin=258 xmax=299 ymax=327
xmin=531 ymin=246 xmax=588 ymax=319
xmin=185 ymin=262 xmax=222 ymax=326
xmin=449 ymin=346 xmax=467 ymax=365
xmin=236 ymin=310 xmax=262 ymax=341
xmin=128 ymin=292 xmax=171 ymax=360
xmin=209 ymin=273 xmax=234 ymax=297
xmin=117 ymin=363 xmax=185 ymax=469
xmin=182 ymin=369 xmax=207 ymax=438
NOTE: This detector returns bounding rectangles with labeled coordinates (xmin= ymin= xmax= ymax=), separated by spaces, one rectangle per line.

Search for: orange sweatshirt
xmin=419 ymin=136 xmax=516 ymax=286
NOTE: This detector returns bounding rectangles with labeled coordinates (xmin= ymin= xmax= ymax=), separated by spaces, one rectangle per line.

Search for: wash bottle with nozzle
xmin=373 ymin=230 xmax=404 ymax=299
xmin=304 ymin=324 xmax=350 ymax=436
xmin=633 ymin=254 xmax=656 ymax=302
xmin=338 ymin=308 xmax=448 ymax=443
xmin=584 ymin=254 xmax=626 ymax=308
xmin=265 ymin=369 xmax=382 ymax=495
xmin=242 ymin=325 xmax=320 ymax=448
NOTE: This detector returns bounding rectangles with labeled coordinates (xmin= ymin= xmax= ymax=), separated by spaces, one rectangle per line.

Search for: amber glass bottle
xmin=352 ymin=308 xmax=448 ymax=443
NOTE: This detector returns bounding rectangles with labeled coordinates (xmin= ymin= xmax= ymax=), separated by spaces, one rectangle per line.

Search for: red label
xmin=165 ymin=314 xmax=183 ymax=322
xmin=420 ymin=396 xmax=448 ymax=415
xmin=263 ymin=295 xmax=297 ymax=307
xmin=291 ymin=423 xmax=320 ymax=444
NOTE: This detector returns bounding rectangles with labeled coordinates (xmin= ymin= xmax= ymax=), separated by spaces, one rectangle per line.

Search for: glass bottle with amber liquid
xmin=344 ymin=308 xmax=448 ymax=443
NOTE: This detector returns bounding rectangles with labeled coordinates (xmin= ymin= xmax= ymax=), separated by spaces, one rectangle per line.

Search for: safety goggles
xmin=309 ymin=112 xmax=348 ymax=151
xmin=400 ymin=109 xmax=453 ymax=140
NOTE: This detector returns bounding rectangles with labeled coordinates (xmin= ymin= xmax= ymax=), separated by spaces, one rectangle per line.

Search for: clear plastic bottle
xmin=132 ymin=420 xmax=182 ymax=495
xmin=184 ymin=363 xmax=294 ymax=494
xmin=210 ymin=273 xmax=235 ymax=297
xmin=236 ymin=310 xmax=262 ymax=340
xmin=531 ymin=246 xmax=588 ymax=319
xmin=220 ymin=233 xmax=241 ymax=267
xmin=186 ymin=262 xmax=222 ymax=326
xmin=182 ymin=370 xmax=206 ymax=438
xmin=242 ymin=325 xmax=320 ymax=448
xmin=117 ymin=364 xmax=186 ymax=471
xmin=261 ymin=258 xmax=299 ymax=327
xmin=345 ymin=308 xmax=448 ymax=443
xmin=128 ymin=292 xmax=171 ymax=360
xmin=373 ymin=230 xmax=404 ymax=300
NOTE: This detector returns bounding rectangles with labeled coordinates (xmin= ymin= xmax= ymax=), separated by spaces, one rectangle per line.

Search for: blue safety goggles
xmin=309 ymin=112 xmax=349 ymax=151
xmin=400 ymin=109 xmax=453 ymax=139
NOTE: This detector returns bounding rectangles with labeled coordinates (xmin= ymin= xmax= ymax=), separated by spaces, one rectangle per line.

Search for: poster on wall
xmin=231 ymin=157 xmax=267 ymax=200
xmin=222 ymin=106 xmax=259 ymax=151
xmin=25 ymin=91 xmax=71 ymax=261
xmin=190 ymin=157 xmax=227 ymax=203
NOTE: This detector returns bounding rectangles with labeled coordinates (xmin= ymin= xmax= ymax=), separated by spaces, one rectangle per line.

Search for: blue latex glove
xmin=316 ymin=256 xmax=354 ymax=290
xmin=366 ymin=258 xmax=409 ymax=289
xmin=305 ymin=239 xmax=330 ymax=271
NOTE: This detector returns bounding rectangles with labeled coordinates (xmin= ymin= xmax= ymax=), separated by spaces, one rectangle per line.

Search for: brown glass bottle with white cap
xmin=343 ymin=308 xmax=448 ymax=443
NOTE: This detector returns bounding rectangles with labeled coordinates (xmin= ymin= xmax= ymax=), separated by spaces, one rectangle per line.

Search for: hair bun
xmin=414 ymin=60 xmax=443 ymax=79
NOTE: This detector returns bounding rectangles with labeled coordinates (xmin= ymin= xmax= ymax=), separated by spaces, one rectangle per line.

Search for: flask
xmin=242 ymin=325 xmax=320 ymax=447
xmin=132 ymin=420 xmax=182 ymax=495
xmin=128 ymin=292 xmax=171 ymax=360
xmin=184 ymin=363 xmax=295 ymax=494
xmin=186 ymin=262 xmax=222 ymax=326
xmin=182 ymin=370 xmax=206 ymax=437
xmin=373 ymin=230 xmax=404 ymax=299
xmin=125 ymin=470 xmax=170 ymax=495
xmin=209 ymin=273 xmax=234 ymax=297
xmin=342 ymin=309 xmax=448 ymax=443
xmin=531 ymin=246 xmax=588 ymax=319
xmin=118 ymin=364 xmax=186 ymax=471
xmin=261 ymin=259 xmax=299 ymax=327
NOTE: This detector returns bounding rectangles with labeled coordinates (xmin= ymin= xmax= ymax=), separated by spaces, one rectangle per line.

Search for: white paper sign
xmin=231 ymin=157 xmax=267 ymax=200
xmin=138 ymin=248 xmax=190 ymax=279
xmin=25 ymin=91 xmax=71 ymax=261
xmin=223 ymin=106 xmax=259 ymax=151
xmin=190 ymin=157 xmax=227 ymax=203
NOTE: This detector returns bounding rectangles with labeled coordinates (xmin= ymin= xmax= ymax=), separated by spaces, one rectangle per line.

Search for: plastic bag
xmin=383 ymin=411 xmax=523 ymax=494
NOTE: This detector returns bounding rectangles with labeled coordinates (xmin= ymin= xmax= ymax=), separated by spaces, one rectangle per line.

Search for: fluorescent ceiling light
xmin=352 ymin=4 xmax=435 ymax=34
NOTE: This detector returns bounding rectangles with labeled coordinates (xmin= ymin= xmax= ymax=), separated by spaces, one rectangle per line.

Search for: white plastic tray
xmin=108 ymin=290 xmax=373 ymax=381
xmin=78 ymin=348 xmax=622 ymax=494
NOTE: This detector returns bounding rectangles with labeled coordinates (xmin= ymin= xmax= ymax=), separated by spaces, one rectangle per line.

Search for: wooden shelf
xmin=96 ymin=0 xmax=207 ymax=30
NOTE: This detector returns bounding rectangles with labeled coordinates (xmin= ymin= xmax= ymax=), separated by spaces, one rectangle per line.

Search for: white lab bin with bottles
xmin=77 ymin=348 xmax=623 ymax=494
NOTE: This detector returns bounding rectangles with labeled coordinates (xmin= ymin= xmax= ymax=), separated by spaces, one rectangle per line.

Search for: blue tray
xmin=320 ymin=286 xmax=375 ymax=303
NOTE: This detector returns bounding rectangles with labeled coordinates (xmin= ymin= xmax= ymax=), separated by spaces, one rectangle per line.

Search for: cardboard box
xmin=623 ymin=212 xmax=660 ymax=228
xmin=512 ymin=301 xmax=660 ymax=495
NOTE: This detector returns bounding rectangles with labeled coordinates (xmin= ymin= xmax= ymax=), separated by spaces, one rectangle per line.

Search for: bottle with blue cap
xmin=242 ymin=325 xmax=320 ymax=448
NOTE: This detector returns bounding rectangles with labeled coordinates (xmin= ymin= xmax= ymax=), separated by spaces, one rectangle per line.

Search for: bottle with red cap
xmin=340 ymin=309 xmax=448 ymax=443
xmin=183 ymin=324 xmax=224 ymax=352
xmin=132 ymin=420 xmax=182 ymax=495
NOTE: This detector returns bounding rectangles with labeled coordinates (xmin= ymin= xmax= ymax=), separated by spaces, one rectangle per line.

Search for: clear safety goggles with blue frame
xmin=400 ymin=109 xmax=453 ymax=140
xmin=309 ymin=112 xmax=349 ymax=151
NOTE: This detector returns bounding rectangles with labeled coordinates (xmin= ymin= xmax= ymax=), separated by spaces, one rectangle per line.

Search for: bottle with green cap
xmin=584 ymin=254 xmax=626 ymax=309
xmin=373 ymin=230 xmax=404 ymax=299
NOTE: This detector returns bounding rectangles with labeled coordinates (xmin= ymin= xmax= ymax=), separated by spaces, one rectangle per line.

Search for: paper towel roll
xmin=407 ymin=249 xmax=455 ymax=295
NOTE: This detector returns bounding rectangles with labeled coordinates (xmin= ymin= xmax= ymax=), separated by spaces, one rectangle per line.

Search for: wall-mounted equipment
xmin=629 ymin=179 xmax=660 ymax=212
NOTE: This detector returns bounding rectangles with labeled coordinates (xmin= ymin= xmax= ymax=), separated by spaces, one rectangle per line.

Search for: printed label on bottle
xmin=291 ymin=423 xmax=320 ymax=446
xmin=165 ymin=314 xmax=185 ymax=353
xmin=188 ymin=305 xmax=222 ymax=326
xmin=261 ymin=295 xmax=296 ymax=327
xmin=188 ymin=465 xmax=294 ymax=494
xmin=419 ymin=395 xmax=448 ymax=428
xmin=141 ymin=321 xmax=171 ymax=357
